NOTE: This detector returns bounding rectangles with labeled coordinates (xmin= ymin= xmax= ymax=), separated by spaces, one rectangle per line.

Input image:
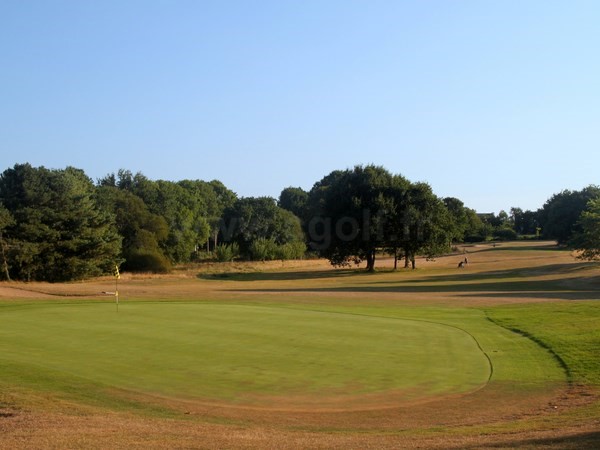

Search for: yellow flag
xmin=115 ymin=265 xmax=120 ymax=279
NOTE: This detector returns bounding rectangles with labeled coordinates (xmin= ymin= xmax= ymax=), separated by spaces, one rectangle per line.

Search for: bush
xmin=247 ymin=239 xmax=306 ymax=261
xmin=464 ymin=234 xmax=486 ymax=243
xmin=249 ymin=238 xmax=278 ymax=261
xmin=517 ymin=234 xmax=539 ymax=241
xmin=276 ymin=241 xmax=306 ymax=260
xmin=215 ymin=243 xmax=240 ymax=262
xmin=494 ymin=227 xmax=518 ymax=241
xmin=193 ymin=250 xmax=213 ymax=261
xmin=124 ymin=250 xmax=172 ymax=273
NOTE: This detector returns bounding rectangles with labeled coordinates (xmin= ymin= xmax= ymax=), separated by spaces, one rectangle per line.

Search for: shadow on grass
xmin=461 ymin=290 xmax=600 ymax=300
xmin=200 ymin=261 xmax=598 ymax=284
xmin=464 ymin=430 xmax=600 ymax=450
xmin=389 ymin=262 xmax=598 ymax=285
xmin=468 ymin=242 xmax=563 ymax=253
xmin=198 ymin=269 xmax=360 ymax=282
xmin=225 ymin=276 xmax=600 ymax=301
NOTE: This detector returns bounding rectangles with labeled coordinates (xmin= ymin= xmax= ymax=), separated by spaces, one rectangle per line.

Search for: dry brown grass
xmin=1 ymin=241 xmax=599 ymax=448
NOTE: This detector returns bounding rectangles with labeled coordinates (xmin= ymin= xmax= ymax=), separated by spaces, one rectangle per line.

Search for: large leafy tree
xmin=100 ymin=171 xmax=216 ymax=263
xmin=140 ymin=178 xmax=209 ymax=263
xmin=396 ymin=182 xmax=452 ymax=269
xmin=221 ymin=196 xmax=304 ymax=258
xmin=464 ymin=207 xmax=485 ymax=241
xmin=443 ymin=197 xmax=470 ymax=242
xmin=177 ymin=179 xmax=237 ymax=252
xmin=279 ymin=187 xmax=309 ymax=220
xmin=307 ymin=165 xmax=401 ymax=271
xmin=0 ymin=164 xmax=121 ymax=281
xmin=510 ymin=207 xmax=540 ymax=236
xmin=571 ymin=198 xmax=600 ymax=260
xmin=538 ymin=186 xmax=600 ymax=244
xmin=96 ymin=185 xmax=170 ymax=272
xmin=308 ymin=166 xmax=453 ymax=271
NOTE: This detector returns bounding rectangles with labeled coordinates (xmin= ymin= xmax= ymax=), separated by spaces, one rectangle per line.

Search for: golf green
xmin=0 ymin=302 xmax=491 ymax=407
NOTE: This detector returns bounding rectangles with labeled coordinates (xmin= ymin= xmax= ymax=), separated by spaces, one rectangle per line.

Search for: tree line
xmin=0 ymin=163 xmax=598 ymax=282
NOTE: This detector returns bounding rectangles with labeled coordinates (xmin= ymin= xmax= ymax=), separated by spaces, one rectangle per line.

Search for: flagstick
xmin=114 ymin=264 xmax=120 ymax=313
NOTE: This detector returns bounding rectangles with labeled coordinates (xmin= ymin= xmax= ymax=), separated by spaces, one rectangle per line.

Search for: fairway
xmin=0 ymin=302 xmax=490 ymax=409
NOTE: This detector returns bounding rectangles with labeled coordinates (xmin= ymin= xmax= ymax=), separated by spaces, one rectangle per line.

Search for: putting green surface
xmin=0 ymin=302 xmax=491 ymax=408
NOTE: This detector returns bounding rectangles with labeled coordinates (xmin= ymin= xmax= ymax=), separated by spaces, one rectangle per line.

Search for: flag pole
xmin=115 ymin=265 xmax=120 ymax=312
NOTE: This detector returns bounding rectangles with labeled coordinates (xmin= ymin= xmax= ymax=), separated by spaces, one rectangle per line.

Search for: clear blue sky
xmin=1 ymin=1 xmax=599 ymax=213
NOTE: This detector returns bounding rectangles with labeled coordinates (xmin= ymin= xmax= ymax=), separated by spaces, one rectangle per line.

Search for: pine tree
xmin=0 ymin=164 xmax=121 ymax=281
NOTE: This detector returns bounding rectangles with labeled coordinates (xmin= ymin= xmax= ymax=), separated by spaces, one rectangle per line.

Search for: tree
xmin=494 ymin=210 xmax=510 ymax=228
xmin=279 ymin=187 xmax=309 ymax=220
xmin=96 ymin=185 xmax=170 ymax=272
xmin=571 ymin=198 xmax=600 ymax=260
xmin=463 ymin=208 xmax=486 ymax=242
xmin=510 ymin=207 xmax=539 ymax=236
xmin=150 ymin=179 xmax=209 ymax=263
xmin=307 ymin=166 xmax=454 ymax=271
xmin=492 ymin=208 xmax=520 ymax=241
xmin=308 ymin=165 xmax=403 ymax=271
xmin=221 ymin=197 xmax=304 ymax=259
xmin=395 ymin=182 xmax=452 ymax=269
xmin=177 ymin=179 xmax=236 ymax=253
xmin=101 ymin=172 xmax=218 ymax=263
xmin=207 ymin=180 xmax=237 ymax=251
xmin=538 ymin=186 xmax=600 ymax=244
xmin=0 ymin=203 xmax=14 ymax=280
xmin=382 ymin=174 xmax=411 ymax=269
xmin=443 ymin=197 xmax=470 ymax=243
xmin=0 ymin=164 xmax=121 ymax=281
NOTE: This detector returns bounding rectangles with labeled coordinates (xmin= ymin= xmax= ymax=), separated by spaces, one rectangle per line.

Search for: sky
xmin=1 ymin=1 xmax=599 ymax=214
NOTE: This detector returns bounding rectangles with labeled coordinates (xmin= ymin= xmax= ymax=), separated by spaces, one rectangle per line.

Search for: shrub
xmin=124 ymin=250 xmax=172 ymax=273
xmin=215 ymin=243 xmax=240 ymax=262
xmin=249 ymin=238 xmax=278 ymax=261
xmin=246 ymin=239 xmax=306 ymax=261
xmin=464 ymin=234 xmax=486 ymax=243
xmin=277 ymin=241 xmax=306 ymax=260
xmin=494 ymin=227 xmax=518 ymax=241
